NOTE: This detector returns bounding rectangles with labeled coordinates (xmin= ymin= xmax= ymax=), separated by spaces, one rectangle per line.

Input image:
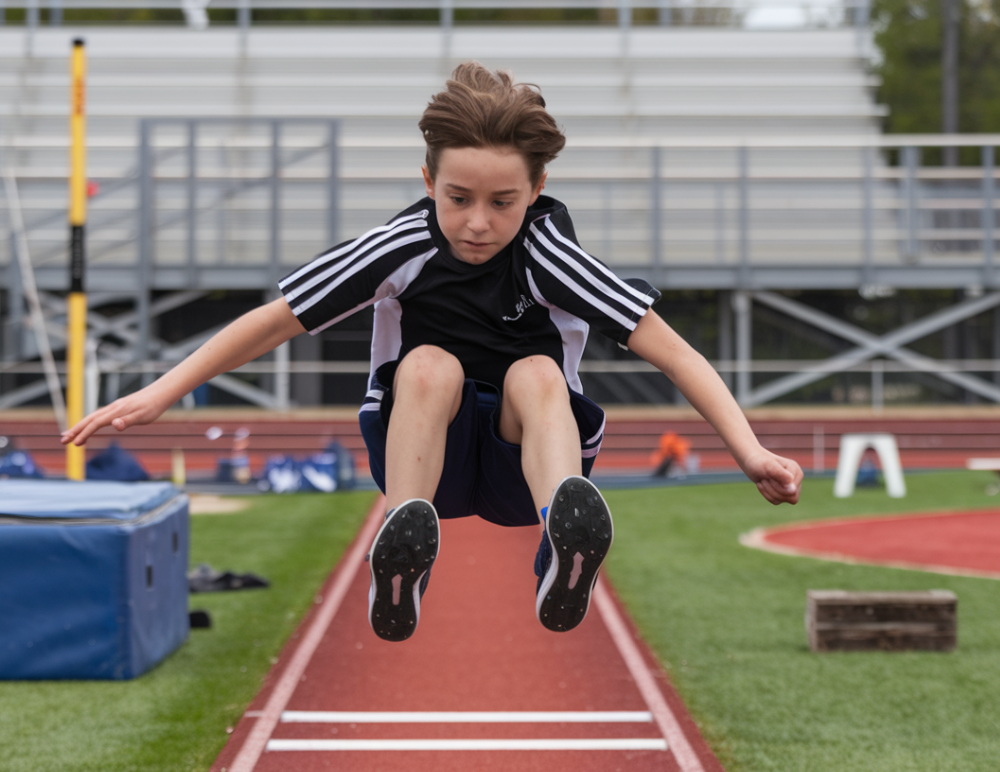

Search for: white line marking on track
xmin=740 ymin=526 xmax=1000 ymax=581
xmin=281 ymin=711 xmax=654 ymax=723
xmin=228 ymin=497 xmax=386 ymax=772
xmin=266 ymin=738 xmax=669 ymax=752
xmin=593 ymin=578 xmax=707 ymax=772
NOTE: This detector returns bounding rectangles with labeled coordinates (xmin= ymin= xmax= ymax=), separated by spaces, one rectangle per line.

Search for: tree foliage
xmin=873 ymin=0 xmax=1000 ymax=134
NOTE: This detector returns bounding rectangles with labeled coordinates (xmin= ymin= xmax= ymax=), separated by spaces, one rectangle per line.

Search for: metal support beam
xmin=270 ymin=119 xmax=281 ymax=285
xmin=738 ymin=145 xmax=750 ymax=287
xmin=658 ymin=0 xmax=672 ymax=25
xmin=733 ymin=290 xmax=751 ymax=404
xmin=718 ymin=289 xmax=733 ymax=391
xmin=903 ymin=145 xmax=919 ymax=261
xmin=744 ymin=290 xmax=1000 ymax=406
xmin=328 ymin=120 xmax=340 ymax=248
xmin=4 ymin=234 xmax=23 ymax=361
xmin=862 ymin=144 xmax=873 ymax=286
xmin=138 ymin=120 xmax=153 ymax=385
xmin=650 ymin=145 xmax=662 ymax=280
xmin=618 ymin=0 xmax=632 ymax=31
xmin=984 ymin=145 xmax=995 ymax=288
xmin=187 ymin=120 xmax=198 ymax=288
xmin=210 ymin=372 xmax=281 ymax=409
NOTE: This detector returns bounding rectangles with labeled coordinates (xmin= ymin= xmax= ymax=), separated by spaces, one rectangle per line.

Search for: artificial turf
xmin=0 ymin=490 xmax=373 ymax=772
xmin=3 ymin=473 xmax=998 ymax=772
xmin=603 ymin=470 xmax=1000 ymax=772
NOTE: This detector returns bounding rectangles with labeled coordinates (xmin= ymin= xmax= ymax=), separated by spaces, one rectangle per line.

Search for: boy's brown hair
xmin=419 ymin=62 xmax=566 ymax=187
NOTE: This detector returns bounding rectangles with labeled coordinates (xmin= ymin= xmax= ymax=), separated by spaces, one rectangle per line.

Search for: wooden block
xmin=806 ymin=590 xmax=957 ymax=652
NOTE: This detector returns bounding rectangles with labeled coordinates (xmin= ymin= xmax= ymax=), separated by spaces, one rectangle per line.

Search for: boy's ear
xmin=529 ymin=171 xmax=548 ymax=205
xmin=421 ymin=166 xmax=435 ymax=199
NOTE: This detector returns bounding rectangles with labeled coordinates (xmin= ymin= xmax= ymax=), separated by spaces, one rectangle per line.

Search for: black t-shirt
xmin=279 ymin=195 xmax=659 ymax=405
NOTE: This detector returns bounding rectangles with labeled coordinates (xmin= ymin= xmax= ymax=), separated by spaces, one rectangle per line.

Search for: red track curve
xmin=742 ymin=509 xmax=1000 ymax=580
xmin=212 ymin=497 xmax=724 ymax=772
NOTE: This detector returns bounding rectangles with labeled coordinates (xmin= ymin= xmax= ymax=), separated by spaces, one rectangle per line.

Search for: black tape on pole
xmin=70 ymin=224 xmax=85 ymax=293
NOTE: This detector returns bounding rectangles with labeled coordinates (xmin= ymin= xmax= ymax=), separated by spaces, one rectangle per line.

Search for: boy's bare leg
xmin=499 ymin=355 xmax=582 ymax=522
xmin=384 ymin=345 xmax=464 ymax=512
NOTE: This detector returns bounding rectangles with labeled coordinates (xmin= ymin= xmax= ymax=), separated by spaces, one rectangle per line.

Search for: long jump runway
xmin=212 ymin=498 xmax=723 ymax=772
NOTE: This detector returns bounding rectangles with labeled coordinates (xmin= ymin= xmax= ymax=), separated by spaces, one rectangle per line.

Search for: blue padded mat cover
xmin=0 ymin=481 xmax=189 ymax=680
xmin=0 ymin=480 xmax=177 ymax=519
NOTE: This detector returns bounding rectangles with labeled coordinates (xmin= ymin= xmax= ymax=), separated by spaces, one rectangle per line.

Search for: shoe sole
xmin=536 ymin=476 xmax=613 ymax=633
xmin=368 ymin=499 xmax=440 ymax=642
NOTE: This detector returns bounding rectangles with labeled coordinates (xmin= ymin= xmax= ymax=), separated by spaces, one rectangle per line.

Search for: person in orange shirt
xmin=651 ymin=431 xmax=691 ymax=477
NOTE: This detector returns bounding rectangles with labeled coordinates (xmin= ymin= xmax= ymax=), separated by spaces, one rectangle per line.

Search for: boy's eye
xmin=494 ymin=200 xmax=512 ymax=208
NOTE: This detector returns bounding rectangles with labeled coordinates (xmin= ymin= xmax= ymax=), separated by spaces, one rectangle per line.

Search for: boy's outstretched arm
xmin=61 ymin=298 xmax=305 ymax=446
xmin=627 ymin=311 xmax=802 ymax=505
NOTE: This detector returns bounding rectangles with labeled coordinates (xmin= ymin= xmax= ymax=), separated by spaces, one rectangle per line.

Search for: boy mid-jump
xmin=63 ymin=63 xmax=803 ymax=643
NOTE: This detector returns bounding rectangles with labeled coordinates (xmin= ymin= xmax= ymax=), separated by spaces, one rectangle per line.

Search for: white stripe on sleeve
xmin=525 ymin=242 xmax=637 ymax=332
xmin=541 ymin=218 xmax=652 ymax=305
xmin=279 ymin=211 xmax=427 ymax=290
xmin=528 ymin=223 xmax=647 ymax=320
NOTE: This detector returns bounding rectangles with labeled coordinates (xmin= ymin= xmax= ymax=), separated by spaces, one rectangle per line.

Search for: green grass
xmin=0 ymin=491 xmax=374 ymax=772
xmin=603 ymin=471 xmax=1000 ymax=772
xmin=4 ymin=473 xmax=999 ymax=771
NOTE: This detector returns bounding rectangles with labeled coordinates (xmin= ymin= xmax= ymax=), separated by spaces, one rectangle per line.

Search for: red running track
xmin=212 ymin=497 xmax=724 ymax=772
xmin=743 ymin=509 xmax=1000 ymax=580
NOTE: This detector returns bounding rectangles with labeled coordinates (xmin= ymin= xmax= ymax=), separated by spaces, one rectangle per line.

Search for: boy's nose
xmin=467 ymin=206 xmax=489 ymax=232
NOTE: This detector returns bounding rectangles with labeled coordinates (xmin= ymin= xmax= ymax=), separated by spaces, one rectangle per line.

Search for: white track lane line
xmin=281 ymin=710 xmax=653 ymax=723
xmin=593 ymin=577 xmax=707 ymax=772
xmin=266 ymin=739 xmax=668 ymax=752
xmin=228 ymin=496 xmax=386 ymax=772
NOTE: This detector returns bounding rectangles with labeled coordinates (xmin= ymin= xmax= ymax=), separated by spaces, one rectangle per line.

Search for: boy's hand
xmin=60 ymin=383 xmax=173 ymax=446
xmin=740 ymin=450 xmax=803 ymax=505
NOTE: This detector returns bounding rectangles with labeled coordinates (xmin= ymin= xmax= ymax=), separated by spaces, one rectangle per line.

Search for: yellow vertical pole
xmin=66 ymin=38 xmax=87 ymax=481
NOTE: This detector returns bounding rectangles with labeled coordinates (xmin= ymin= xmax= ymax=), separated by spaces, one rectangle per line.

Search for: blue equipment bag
xmin=85 ymin=442 xmax=150 ymax=482
xmin=0 ymin=480 xmax=189 ymax=680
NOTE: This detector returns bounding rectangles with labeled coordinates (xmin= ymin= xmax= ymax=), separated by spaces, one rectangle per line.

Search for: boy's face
xmin=423 ymin=145 xmax=546 ymax=265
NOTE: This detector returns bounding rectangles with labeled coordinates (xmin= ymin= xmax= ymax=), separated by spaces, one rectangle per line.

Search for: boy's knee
xmin=396 ymin=345 xmax=464 ymax=396
xmin=505 ymin=356 xmax=568 ymax=400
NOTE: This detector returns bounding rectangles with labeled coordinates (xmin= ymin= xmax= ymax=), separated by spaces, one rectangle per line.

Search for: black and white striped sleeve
xmin=523 ymin=209 xmax=661 ymax=348
xmin=278 ymin=208 xmax=435 ymax=334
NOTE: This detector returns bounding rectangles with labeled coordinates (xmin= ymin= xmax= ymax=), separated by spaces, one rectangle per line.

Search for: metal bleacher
xmin=2 ymin=2 xmax=1000 ymax=414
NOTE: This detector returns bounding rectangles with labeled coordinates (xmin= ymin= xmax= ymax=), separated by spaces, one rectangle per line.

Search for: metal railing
xmin=5 ymin=133 xmax=1000 ymax=292
xmin=6 ymin=129 xmax=1000 ymax=409
xmin=1 ymin=0 xmax=871 ymax=32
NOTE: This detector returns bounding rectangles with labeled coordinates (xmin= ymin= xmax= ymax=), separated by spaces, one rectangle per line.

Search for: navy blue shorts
xmin=359 ymin=362 xmax=606 ymax=528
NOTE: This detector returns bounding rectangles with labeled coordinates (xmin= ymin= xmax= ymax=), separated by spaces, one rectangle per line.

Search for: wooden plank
xmin=806 ymin=590 xmax=957 ymax=653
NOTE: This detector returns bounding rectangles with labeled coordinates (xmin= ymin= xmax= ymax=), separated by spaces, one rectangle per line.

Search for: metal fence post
xmin=733 ymin=290 xmax=751 ymax=405
xmin=715 ymin=181 xmax=725 ymax=264
xmin=871 ymin=358 xmax=883 ymax=414
xmin=27 ymin=0 xmax=38 ymax=31
xmin=658 ymin=0 xmax=672 ymax=25
xmin=239 ymin=0 xmax=250 ymax=33
xmin=618 ymin=0 xmax=631 ymax=31
xmin=441 ymin=0 xmax=453 ymax=30
xmin=5 ymin=233 xmax=24 ymax=360
xmin=49 ymin=0 xmax=61 ymax=25
xmin=718 ymin=289 xmax=733 ymax=391
xmin=863 ymin=143 xmax=873 ymax=285
xmin=187 ymin=119 xmax=197 ymax=288
xmin=983 ymin=144 xmax=995 ymax=288
xmin=270 ymin=119 xmax=281 ymax=283
xmin=138 ymin=120 xmax=153 ymax=384
xmin=328 ymin=120 xmax=340 ymax=248
xmin=651 ymin=145 xmax=662 ymax=280
xmin=738 ymin=145 xmax=750 ymax=287
xmin=904 ymin=145 xmax=919 ymax=261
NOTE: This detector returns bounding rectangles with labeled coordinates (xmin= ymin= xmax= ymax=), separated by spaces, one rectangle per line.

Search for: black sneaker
xmin=367 ymin=499 xmax=440 ymax=642
xmin=535 ymin=476 xmax=613 ymax=633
